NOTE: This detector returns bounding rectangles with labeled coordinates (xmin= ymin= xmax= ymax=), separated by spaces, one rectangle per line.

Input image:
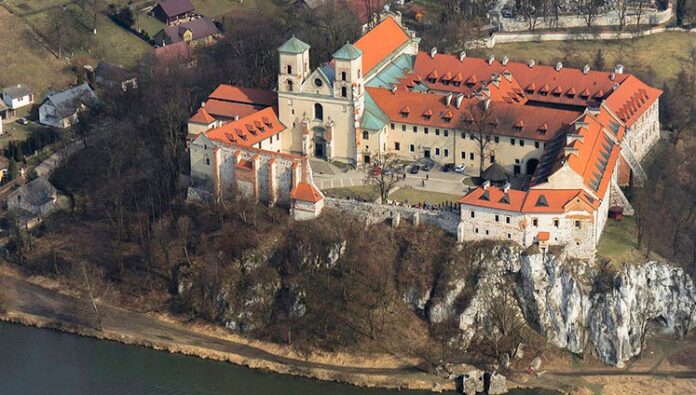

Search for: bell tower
xmin=332 ymin=42 xmax=364 ymax=101
xmin=278 ymin=36 xmax=310 ymax=94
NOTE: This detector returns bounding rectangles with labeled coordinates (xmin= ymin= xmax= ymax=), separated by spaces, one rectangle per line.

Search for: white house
xmin=39 ymin=84 xmax=100 ymax=129
xmin=2 ymin=84 xmax=34 ymax=110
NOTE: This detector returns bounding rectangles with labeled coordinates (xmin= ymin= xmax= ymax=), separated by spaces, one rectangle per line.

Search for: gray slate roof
xmin=481 ymin=163 xmax=509 ymax=182
xmin=155 ymin=0 xmax=195 ymax=17
xmin=2 ymin=84 xmax=32 ymax=99
xmin=13 ymin=177 xmax=57 ymax=208
xmin=43 ymin=83 xmax=99 ymax=119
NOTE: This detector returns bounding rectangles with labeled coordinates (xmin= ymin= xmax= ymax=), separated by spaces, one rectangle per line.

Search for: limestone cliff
xmin=419 ymin=247 xmax=696 ymax=366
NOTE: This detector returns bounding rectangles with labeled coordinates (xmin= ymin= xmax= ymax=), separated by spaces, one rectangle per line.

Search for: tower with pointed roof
xmin=278 ymin=36 xmax=311 ymax=94
xmin=332 ymin=43 xmax=364 ymax=101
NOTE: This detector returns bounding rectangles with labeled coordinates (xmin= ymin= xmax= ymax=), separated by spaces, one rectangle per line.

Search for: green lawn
xmin=134 ymin=13 xmax=165 ymax=37
xmin=597 ymin=217 xmax=639 ymax=261
xmin=389 ymin=188 xmax=462 ymax=205
xmin=323 ymin=184 xmax=379 ymax=201
xmin=479 ymin=32 xmax=696 ymax=84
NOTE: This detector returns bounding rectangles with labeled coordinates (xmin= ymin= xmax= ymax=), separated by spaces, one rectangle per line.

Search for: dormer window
xmin=400 ymin=106 xmax=410 ymax=118
xmin=535 ymin=195 xmax=549 ymax=207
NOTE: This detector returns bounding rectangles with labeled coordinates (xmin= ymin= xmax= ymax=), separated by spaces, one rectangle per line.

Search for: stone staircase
xmin=619 ymin=141 xmax=647 ymax=184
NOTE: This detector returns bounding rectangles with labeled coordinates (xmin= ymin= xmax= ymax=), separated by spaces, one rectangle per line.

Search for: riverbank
xmin=0 ymin=268 xmax=456 ymax=393
xmin=2 ymin=266 xmax=695 ymax=395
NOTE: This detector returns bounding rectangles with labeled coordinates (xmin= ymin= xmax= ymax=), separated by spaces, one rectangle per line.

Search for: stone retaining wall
xmin=324 ymin=198 xmax=460 ymax=235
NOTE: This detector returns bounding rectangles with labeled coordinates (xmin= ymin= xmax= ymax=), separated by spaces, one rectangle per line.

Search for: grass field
xmin=389 ymin=188 xmax=462 ymax=205
xmin=0 ymin=7 xmax=74 ymax=96
xmin=479 ymin=32 xmax=696 ymax=84
xmin=597 ymin=217 xmax=639 ymax=261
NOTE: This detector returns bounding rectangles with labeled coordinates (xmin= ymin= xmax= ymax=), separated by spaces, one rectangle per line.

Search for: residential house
xmin=152 ymin=0 xmax=196 ymax=25
xmin=153 ymin=17 xmax=221 ymax=47
xmin=7 ymin=177 xmax=60 ymax=229
xmin=95 ymin=63 xmax=138 ymax=91
xmin=2 ymin=84 xmax=34 ymax=115
xmin=39 ymin=83 xmax=100 ymax=129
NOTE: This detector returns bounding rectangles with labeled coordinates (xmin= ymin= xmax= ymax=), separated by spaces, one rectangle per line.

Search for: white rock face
xmin=518 ymin=254 xmax=696 ymax=366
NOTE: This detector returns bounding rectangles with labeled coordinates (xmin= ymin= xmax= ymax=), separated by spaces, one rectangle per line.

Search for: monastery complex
xmin=187 ymin=14 xmax=661 ymax=261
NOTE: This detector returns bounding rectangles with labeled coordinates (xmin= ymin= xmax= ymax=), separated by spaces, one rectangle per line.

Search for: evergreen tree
xmin=8 ymin=158 xmax=17 ymax=181
xmin=593 ymin=49 xmax=606 ymax=71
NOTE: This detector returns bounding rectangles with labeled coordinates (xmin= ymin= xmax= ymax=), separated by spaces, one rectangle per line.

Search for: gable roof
xmin=603 ymin=74 xmax=662 ymax=127
xmin=153 ymin=41 xmax=194 ymax=64
xmin=278 ymin=36 xmax=311 ymax=54
xmin=459 ymin=186 xmax=597 ymax=214
xmin=189 ymin=107 xmax=215 ymax=124
xmin=10 ymin=177 xmax=57 ymax=208
xmin=208 ymin=85 xmax=276 ymax=107
xmin=155 ymin=0 xmax=195 ymax=17
xmin=43 ymin=83 xmax=99 ymax=118
xmin=205 ymin=107 xmax=285 ymax=147
xmin=156 ymin=17 xmax=220 ymax=45
xmin=2 ymin=84 xmax=32 ymax=99
xmin=353 ymin=16 xmax=410 ymax=74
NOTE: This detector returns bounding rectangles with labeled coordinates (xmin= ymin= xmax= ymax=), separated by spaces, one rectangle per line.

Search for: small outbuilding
xmin=152 ymin=0 xmax=196 ymax=25
xmin=481 ymin=162 xmax=509 ymax=184
xmin=38 ymin=83 xmax=99 ymax=129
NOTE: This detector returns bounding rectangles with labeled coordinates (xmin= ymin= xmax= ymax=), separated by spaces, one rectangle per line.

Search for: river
xmin=0 ymin=322 xmax=557 ymax=394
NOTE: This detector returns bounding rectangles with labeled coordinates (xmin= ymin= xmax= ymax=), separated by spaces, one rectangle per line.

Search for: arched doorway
xmin=313 ymin=127 xmax=326 ymax=159
xmin=526 ymin=158 xmax=539 ymax=175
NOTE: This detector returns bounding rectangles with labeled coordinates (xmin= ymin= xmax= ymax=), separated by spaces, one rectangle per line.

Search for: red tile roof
xmin=413 ymin=52 xmax=632 ymax=108
xmin=367 ymin=86 xmax=581 ymax=141
xmin=209 ymin=85 xmax=277 ymax=107
xmin=459 ymin=187 xmax=597 ymax=214
xmin=603 ymin=75 xmax=662 ymax=127
xmin=291 ymin=181 xmax=323 ymax=202
xmin=190 ymin=107 xmax=215 ymax=124
xmin=205 ymin=107 xmax=285 ymax=147
xmin=537 ymin=231 xmax=550 ymax=241
xmin=203 ymin=100 xmax=260 ymax=119
xmin=353 ymin=16 xmax=411 ymax=74
xmin=153 ymin=41 xmax=193 ymax=64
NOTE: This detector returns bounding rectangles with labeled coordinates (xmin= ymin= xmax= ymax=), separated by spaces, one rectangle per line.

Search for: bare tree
xmin=578 ymin=0 xmax=603 ymax=27
xmin=463 ymin=99 xmax=507 ymax=177
xmin=366 ymin=153 xmax=402 ymax=203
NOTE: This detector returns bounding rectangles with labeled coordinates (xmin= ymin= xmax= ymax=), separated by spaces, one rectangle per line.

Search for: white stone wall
xmin=498 ymin=6 xmax=672 ymax=32
xmin=624 ymin=100 xmax=660 ymax=161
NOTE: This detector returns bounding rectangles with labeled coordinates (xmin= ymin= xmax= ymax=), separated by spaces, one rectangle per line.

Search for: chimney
xmin=482 ymin=180 xmax=491 ymax=190
xmin=615 ymin=64 xmax=624 ymax=74
xmin=582 ymin=64 xmax=590 ymax=74
xmin=201 ymin=101 xmax=205 ymax=108
xmin=555 ymin=62 xmax=563 ymax=71
xmin=503 ymin=182 xmax=511 ymax=193
xmin=487 ymin=55 xmax=495 ymax=65
xmin=430 ymin=47 xmax=438 ymax=59
xmin=613 ymin=82 xmax=620 ymax=90
xmin=610 ymin=72 xmax=616 ymax=81
xmin=455 ymin=93 xmax=464 ymax=109
xmin=459 ymin=50 xmax=467 ymax=62
xmin=445 ymin=92 xmax=453 ymax=106
xmin=390 ymin=84 xmax=397 ymax=94
xmin=528 ymin=59 xmax=535 ymax=68
xmin=234 ymin=115 xmax=240 ymax=121
xmin=483 ymin=98 xmax=491 ymax=111
xmin=501 ymin=55 xmax=509 ymax=66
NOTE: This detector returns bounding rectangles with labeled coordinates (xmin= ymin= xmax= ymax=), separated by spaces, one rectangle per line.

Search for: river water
xmin=0 ymin=322 xmax=556 ymax=394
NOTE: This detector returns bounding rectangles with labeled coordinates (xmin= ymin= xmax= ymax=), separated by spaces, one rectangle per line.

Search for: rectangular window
xmin=554 ymin=219 xmax=559 ymax=228
xmin=490 ymin=155 xmax=496 ymax=163
xmin=435 ymin=129 xmax=440 ymax=136
xmin=471 ymin=211 xmax=475 ymax=218
xmin=470 ymin=133 xmax=475 ymax=140
xmin=435 ymin=148 xmax=440 ymax=156
xmin=535 ymin=141 xmax=540 ymax=149
xmin=532 ymin=218 xmax=538 ymax=227
xmin=511 ymin=138 xmax=516 ymax=145
xmin=520 ymin=139 xmax=525 ymax=147
xmin=391 ymin=123 xmax=395 ymax=130
xmin=395 ymin=142 xmax=401 ymax=151
xmin=469 ymin=152 xmax=474 ymax=160
xmin=424 ymin=127 xmax=429 ymax=134
xmin=413 ymin=126 xmax=418 ymax=133
xmin=495 ymin=214 xmax=499 ymax=222
xmin=444 ymin=130 xmax=449 ymax=137
xmin=409 ymin=144 xmax=415 ymax=152
xmin=506 ymin=216 xmax=511 ymax=224
xmin=444 ymin=149 xmax=449 ymax=157
xmin=575 ymin=220 xmax=581 ymax=228
xmin=461 ymin=132 xmax=466 ymax=139
xmin=461 ymin=151 xmax=466 ymax=159
xmin=401 ymin=124 xmax=406 ymax=131
xmin=494 ymin=136 xmax=499 ymax=143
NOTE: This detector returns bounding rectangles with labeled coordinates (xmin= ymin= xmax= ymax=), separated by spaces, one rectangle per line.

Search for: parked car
xmin=16 ymin=118 xmax=28 ymax=125
xmin=442 ymin=163 xmax=454 ymax=172
xmin=409 ymin=164 xmax=420 ymax=174
xmin=370 ymin=166 xmax=382 ymax=177
xmin=420 ymin=161 xmax=433 ymax=171
xmin=454 ymin=164 xmax=466 ymax=173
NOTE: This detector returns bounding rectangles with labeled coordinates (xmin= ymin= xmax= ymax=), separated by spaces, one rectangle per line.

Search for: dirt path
xmin=0 ymin=272 xmax=450 ymax=392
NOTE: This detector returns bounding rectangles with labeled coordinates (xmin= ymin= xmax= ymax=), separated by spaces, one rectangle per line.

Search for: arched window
xmin=287 ymin=65 xmax=292 ymax=74
xmin=362 ymin=131 xmax=369 ymax=140
xmin=341 ymin=86 xmax=347 ymax=97
xmin=314 ymin=103 xmax=323 ymax=121
xmin=341 ymin=71 xmax=347 ymax=81
xmin=286 ymin=80 xmax=294 ymax=92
